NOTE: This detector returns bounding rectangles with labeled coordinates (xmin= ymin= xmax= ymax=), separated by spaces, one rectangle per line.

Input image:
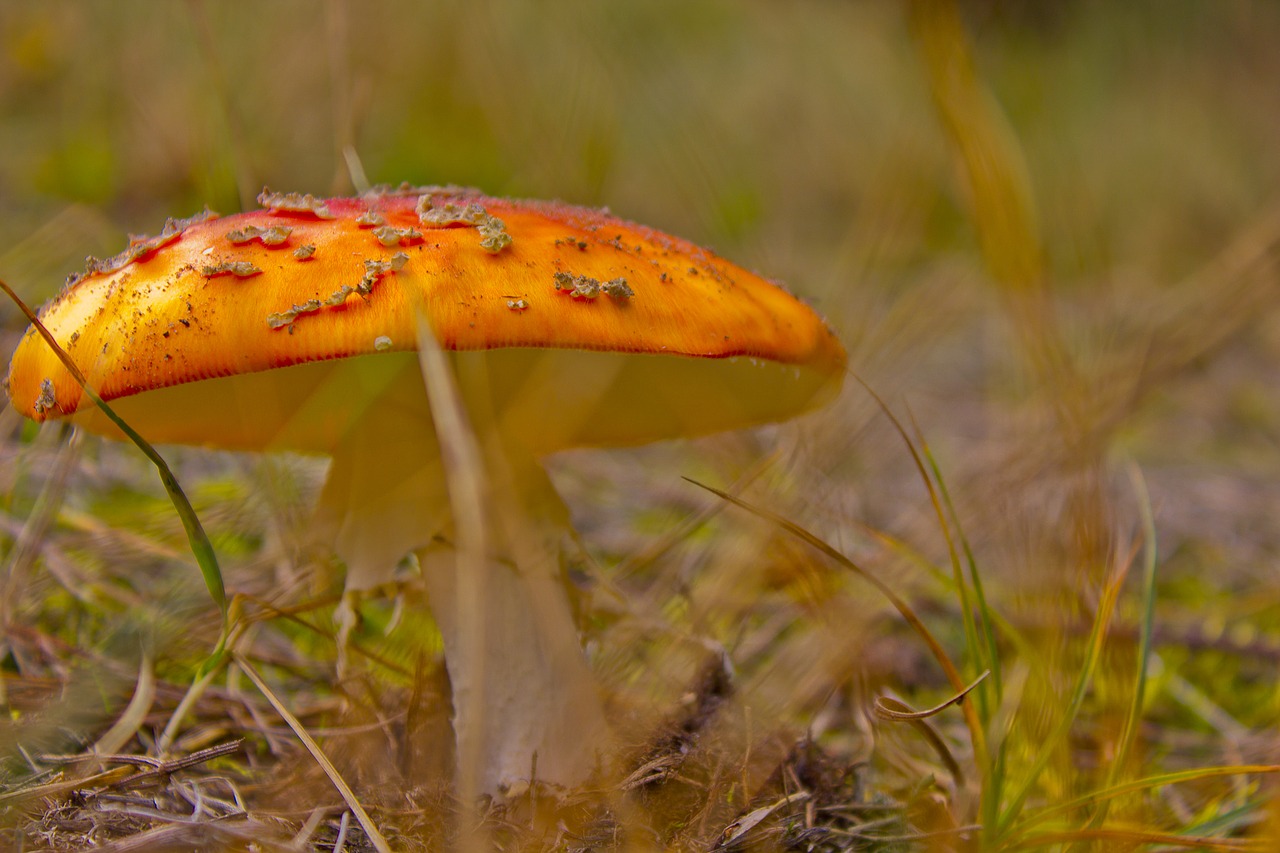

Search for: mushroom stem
xmin=417 ymin=524 xmax=610 ymax=795
xmin=316 ymin=356 xmax=612 ymax=794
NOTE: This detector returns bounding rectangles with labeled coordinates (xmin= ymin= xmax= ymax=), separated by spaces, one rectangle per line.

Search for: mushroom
xmin=4 ymin=185 xmax=846 ymax=795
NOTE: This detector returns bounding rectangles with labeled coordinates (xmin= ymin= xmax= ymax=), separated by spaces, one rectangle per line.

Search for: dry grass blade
xmin=37 ymin=739 xmax=245 ymax=790
xmin=91 ymin=819 xmax=299 ymax=853
xmin=908 ymin=0 xmax=1042 ymax=294
xmin=290 ymin=805 xmax=330 ymax=848
xmin=90 ymin=652 xmax=156 ymax=761
xmin=232 ymin=654 xmax=393 ymax=853
xmin=612 ymin=447 xmax=780 ymax=583
xmin=907 ymin=0 xmax=1071 ymax=402
xmin=1129 ymin=202 xmax=1280 ymax=398
xmin=874 ymin=670 xmax=989 ymax=722
xmin=875 ymin=695 xmax=967 ymax=788
xmin=133 ymin=740 xmax=245 ymax=784
xmin=853 ymin=825 xmax=983 ymax=845
xmin=334 ymin=809 xmax=353 ymax=852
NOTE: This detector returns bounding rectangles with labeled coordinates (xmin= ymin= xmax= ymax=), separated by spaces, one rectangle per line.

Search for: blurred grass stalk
xmin=908 ymin=0 xmax=1112 ymax=572
xmin=907 ymin=0 xmax=1055 ymax=357
xmin=908 ymin=0 xmax=1121 ymax=842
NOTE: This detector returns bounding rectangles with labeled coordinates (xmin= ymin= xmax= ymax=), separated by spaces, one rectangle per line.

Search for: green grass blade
xmin=1 ymin=278 xmax=226 ymax=618
xmin=903 ymin=409 xmax=985 ymax=684
xmin=919 ymin=435 xmax=1008 ymax=831
xmin=918 ymin=429 xmax=1003 ymax=705
xmin=1181 ymin=798 xmax=1271 ymax=841
xmin=912 ymin=422 xmax=1010 ymax=835
xmin=851 ymin=377 xmax=996 ymax=828
xmin=852 ymin=379 xmax=982 ymax=671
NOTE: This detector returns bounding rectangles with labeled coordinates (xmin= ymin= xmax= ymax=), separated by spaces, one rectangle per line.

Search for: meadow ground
xmin=2 ymin=2 xmax=1279 ymax=849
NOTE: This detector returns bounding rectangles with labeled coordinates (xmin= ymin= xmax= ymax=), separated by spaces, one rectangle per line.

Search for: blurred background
xmin=2 ymin=0 xmax=1280 ymax=848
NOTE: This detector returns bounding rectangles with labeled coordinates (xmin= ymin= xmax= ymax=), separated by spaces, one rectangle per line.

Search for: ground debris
xmin=477 ymin=217 xmax=512 ymax=253
xmin=266 ymin=300 xmax=322 ymax=329
xmin=416 ymin=197 xmax=488 ymax=227
xmin=5 ymin=741 xmax=261 ymax=852
xmin=266 ymin=253 xmax=407 ymax=329
xmin=713 ymin=791 xmax=810 ymax=851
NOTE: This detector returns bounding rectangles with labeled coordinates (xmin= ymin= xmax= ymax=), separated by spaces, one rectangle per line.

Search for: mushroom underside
xmin=65 ymin=347 xmax=838 ymax=453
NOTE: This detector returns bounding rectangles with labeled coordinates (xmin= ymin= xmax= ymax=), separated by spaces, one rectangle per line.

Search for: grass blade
xmin=914 ymin=419 xmax=1003 ymax=706
xmin=875 ymin=670 xmax=990 ymax=722
xmin=875 ymin=673 xmax=989 ymax=789
xmin=1 ymin=277 xmax=226 ymax=619
xmin=90 ymin=651 xmax=156 ymax=760
xmin=234 ymin=654 xmax=393 ymax=853
xmin=848 ymin=375 xmax=999 ymax=827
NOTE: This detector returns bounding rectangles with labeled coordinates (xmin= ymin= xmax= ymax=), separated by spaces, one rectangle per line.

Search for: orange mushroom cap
xmin=6 ymin=186 xmax=845 ymax=452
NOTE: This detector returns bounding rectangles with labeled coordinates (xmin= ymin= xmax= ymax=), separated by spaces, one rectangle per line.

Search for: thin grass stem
xmin=0 ymin=277 xmax=227 ymax=624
